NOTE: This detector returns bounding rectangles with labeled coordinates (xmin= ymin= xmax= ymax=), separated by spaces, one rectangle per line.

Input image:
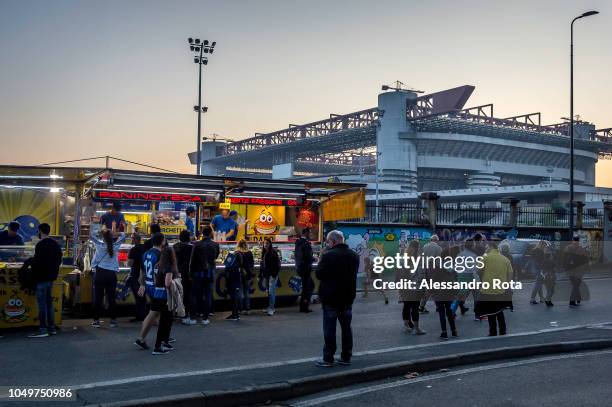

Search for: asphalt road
xmin=0 ymin=276 xmax=611 ymax=404
xmin=289 ymin=349 xmax=612 ymax=407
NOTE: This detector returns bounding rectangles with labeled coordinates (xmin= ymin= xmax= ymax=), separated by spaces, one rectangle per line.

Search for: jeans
xmin=435 ymin=301 xmax=456 ymax=333
xmin=181 ymin=276 xmax=192 ymax=318
xmin=93 ymin=268 xmax=117 ymax=321
xmin=240 ymin=279 xmax=251 ymax=311
xmin=322 ymin=305 xmax=353 ymax=363
xmin=569 ymin=276 xmax=582 ymax=303
xmin=192 ymin=278 xmax=213 ymax=319
xmin=488 ymin=311 xmax=506 ymax=336
xmin=530 ymin=273 xmax=545 ymax=301
xmin=267 ymin=276 xmax=278 ymax=311
xmin=36 ymin=281 xmax=55 ymax=331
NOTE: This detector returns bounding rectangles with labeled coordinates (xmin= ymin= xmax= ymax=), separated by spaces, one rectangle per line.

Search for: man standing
xmin=0 ymin=221 xmax=24 ymax=245
xmin=211 ymin=209 xmax=238 ymax=241
xmin=127 ymin=233 xmax=147 ymax=322
xmin=419 ymin=234 xmax=443 ymax=314
xmin=564 ymin=236 xmax=590 ymax=308
xmin=185 ymin=207 xmax=196 ymax=237
xmin=315 ymin=230 xmax=359 ymax=367
xmin=99 ymin=202 xmax=126 ymax=232
xmin=189 ymin=226 xmax=219 ymax=325
xmin=295 ymin=228 xmax=314 ymax=313
xmin=28 ymin=223 xmax=63 ymax=338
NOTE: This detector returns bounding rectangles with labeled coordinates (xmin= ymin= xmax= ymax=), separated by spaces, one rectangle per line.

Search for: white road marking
xmin=291 ymin=349 xmax=612 ymax=407
xmin=70 ymin=321 xmax=612 ymax=391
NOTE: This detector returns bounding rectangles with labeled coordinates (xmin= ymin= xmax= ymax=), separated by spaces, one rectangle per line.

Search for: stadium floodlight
xmin=188 ymin=37 xmax=217 ymax=175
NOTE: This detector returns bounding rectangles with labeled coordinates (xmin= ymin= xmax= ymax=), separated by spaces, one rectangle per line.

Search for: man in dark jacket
xmin=295 ymin=228 xmax=314 ymax=313
xmin=127 ymin=233 xmax=147 ymax=322
xmin=315 ymin=230 xmax=359 ymax=367
xmin=28 ymin=223 xmax=63 ymax=338
xmin=564 ymin=236 xmax=590 ymax=307
xmin=189 ymin=226 xmax=219 ymax=325
xmin=174 ymin=230 xmax=194 ymax=324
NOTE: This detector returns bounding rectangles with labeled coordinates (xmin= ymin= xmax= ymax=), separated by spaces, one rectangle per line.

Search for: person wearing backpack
xmin=224 ymin=248 xmax=242 ymax=321
xmin=260 ymin=238 xmax=281 ymax=316
xmin=236 ymin=239 xmax=255 ymax=314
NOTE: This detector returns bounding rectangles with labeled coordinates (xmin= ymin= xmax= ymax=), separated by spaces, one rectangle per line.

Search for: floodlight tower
xmin=188 ymin=37 xmax=216 ymax=175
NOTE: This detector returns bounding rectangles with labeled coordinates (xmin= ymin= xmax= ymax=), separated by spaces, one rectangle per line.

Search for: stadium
xmin=189 ymin=84 xmax=612 ymax=209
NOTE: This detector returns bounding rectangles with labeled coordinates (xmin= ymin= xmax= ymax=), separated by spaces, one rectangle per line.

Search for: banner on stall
xmin=0 ymin=189 xmax=57 ymax=242
xmin=321 ymin=189 xmax=365 ymax=221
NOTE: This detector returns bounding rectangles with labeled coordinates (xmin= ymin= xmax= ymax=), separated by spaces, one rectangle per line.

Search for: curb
xmin=98 ymin=339 xmax=612 ymax=407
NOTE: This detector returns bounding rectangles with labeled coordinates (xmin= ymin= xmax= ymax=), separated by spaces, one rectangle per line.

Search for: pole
xmin=375 ymin=151 xmax=380 ymax=222
xmin=569 ymin=18 xmax=577 ymax=239
xmin=196 ymin=46 xmax=203 ymax=175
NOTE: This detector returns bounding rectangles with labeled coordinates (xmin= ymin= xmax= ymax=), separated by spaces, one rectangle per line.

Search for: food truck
xmin=0 ymin=165 xmax=366 ymax=326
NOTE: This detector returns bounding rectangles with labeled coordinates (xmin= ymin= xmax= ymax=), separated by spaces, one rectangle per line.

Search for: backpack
xmin=224 ymin=252 xmax=240 ymax=273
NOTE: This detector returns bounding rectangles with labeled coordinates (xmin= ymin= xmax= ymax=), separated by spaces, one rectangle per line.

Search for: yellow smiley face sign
xmin=247 ymin=205 xmax=285 ymax=236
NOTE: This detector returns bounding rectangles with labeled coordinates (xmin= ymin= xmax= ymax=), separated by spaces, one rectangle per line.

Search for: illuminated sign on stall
xmin=228 ymin=197 xmax=305 ymax=206
xmin=94 ymin=190 xmax=208 ymax=203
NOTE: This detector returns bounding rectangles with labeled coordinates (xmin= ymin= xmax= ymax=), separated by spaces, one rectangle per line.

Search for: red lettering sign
xmin=95 ymin=190 xmax=205 ymax=203
xmin=228 ymin=197 xmax=305 ymax=206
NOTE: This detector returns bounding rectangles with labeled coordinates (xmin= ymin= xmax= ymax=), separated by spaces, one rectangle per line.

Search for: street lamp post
xmin=569 ymin=11 xmax=598 ymax=238
xmin=188 ymin=38 xmax=216 ymax=175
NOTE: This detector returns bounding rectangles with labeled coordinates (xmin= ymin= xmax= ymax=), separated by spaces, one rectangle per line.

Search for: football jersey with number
xmin=142 ymin=248 xmax=161 ymax=297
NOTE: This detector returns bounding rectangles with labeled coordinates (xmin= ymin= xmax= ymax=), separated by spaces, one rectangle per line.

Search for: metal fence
xmin=345 ymin=204 xmax=604 ymax=228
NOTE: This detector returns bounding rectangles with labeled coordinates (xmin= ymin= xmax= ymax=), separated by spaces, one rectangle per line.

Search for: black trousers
xmin=130 ymin=278 xmax=147 ymax=320
xmin=155 ymin=306 xmax=173 ymax=349
xmin=569 ymin=276 xmax=582 ymax=302
xmin=435 ymin=301 xmax=456 ymax=333
xmin=299 ymin=270 xmax=314 ymax=311
xmin=402 ymin=301 xmax=420 ymax=324
xmin=93 ymin=268 xmax=117 ymax=320
xmin=488 ymin=311 xmax=506 ymax=336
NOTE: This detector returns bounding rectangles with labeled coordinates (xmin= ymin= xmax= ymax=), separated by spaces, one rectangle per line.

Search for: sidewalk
xmin=82 ymin=326 xmax=612 ymax=405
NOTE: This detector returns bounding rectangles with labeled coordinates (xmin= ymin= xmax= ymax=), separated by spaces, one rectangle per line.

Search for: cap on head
xmin=186 ymin=207 xmax=196 ymax=216
xmin=112 ymin=202 xmax=122 ymax=211
xmin=229 ymin=210 xmax=238 ymax=217
xmin=430 ymin=234 xmax=439 ymax=242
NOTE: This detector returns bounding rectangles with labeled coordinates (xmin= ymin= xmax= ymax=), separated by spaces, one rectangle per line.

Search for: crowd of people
xmin=392 ymin=233 xmax=592 ymax=340
xmin=14 ymin=202 xmax=594 ymax=366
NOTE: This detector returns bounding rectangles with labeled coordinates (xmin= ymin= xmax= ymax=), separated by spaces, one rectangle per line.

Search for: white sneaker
xmin=201 ymin=319 xmax=210 ymax=326
xmin=182 ymin=318 xmax=196 ymax=325
xmin=267 ymin=309 xmax=275 ymax=316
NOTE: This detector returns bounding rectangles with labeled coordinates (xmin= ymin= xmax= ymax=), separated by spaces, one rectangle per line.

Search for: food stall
xmin=0 ymin=165 xmax=366 ymax=323
xmin=0 ymin=166 xmax=89 ymax=329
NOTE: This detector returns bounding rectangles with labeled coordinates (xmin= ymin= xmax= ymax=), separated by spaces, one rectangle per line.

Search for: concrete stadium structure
xmin=189 ymin=85 xmax=612 ymax=205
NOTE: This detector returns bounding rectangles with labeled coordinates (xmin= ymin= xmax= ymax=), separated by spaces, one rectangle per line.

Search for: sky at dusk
xmin=1 ymin=0 xmax=611 ymax=185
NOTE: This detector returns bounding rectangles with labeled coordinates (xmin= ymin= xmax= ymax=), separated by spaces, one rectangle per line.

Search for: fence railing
xmin=343 ymin=204 xmax=604 ymax=228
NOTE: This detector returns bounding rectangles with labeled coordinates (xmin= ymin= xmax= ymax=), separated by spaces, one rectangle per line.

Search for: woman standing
xmin=260 ymin=238 xmax=280 ymax=316
xmin=91 ymin=228 xmax=126 ymax=328
xmin=476 ymin=241 xmax=513 ymax=336
xmin=396 ymin=240 xmax=426 ymax=335
xmin=150 ymin=245 xmax=179 ymax=355
xmin=236 ymin=239 xmax=254 ymax=315
xmin=432 ymin=244 xmax=459 ymax=340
